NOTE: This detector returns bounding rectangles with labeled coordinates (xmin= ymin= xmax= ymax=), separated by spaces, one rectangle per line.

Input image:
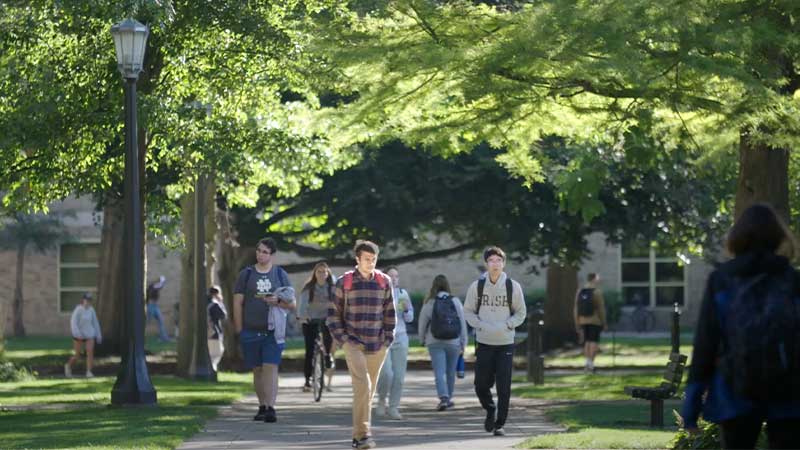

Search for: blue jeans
xmin=146 ymin=302 xmax=169 ymax=341
xmin=377 ymin=334 xmax=409 ymax=408
xmin=428 ymin=341 xmax=460 ymax=400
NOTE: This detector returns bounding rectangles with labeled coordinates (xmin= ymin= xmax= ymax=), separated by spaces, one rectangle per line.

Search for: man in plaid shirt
xmin=327 ymin=240 xmax=395 ymax=450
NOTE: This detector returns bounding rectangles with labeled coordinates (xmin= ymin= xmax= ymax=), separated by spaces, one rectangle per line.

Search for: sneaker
xmin=64 ymin=364 xmax=72 ymax=378
xmin=484 ymin=408 xmax=496 ymax=432
xmin=325 ymin=384 xmax=333 ymax=392
xmin=388 ymin=407 xmax=403 ymax=419
xmin=446 ymin=399 xmax=455 ymax=409
xmin=264 ymin=406 xmax=277 ymax=423
xmin=85 ymin=370 xmax=94 ymax=378
xmin=355 ymin=436 xmax=376 ymax=449
xmin=375 ymin=401 xmax=387 ymax=417
xmin=493 ymin=427 xmax=506 ymax=436
xmin=352 ymin=439 xmax=358 ymax=448
xmin=436 ymin=398 xmax=448 ymax=411
xmin=302 ymin=382 xmax=311 ymax=393
xmin=253 ymin=405 xmax=267 ymax=421
xmin=325 ymin=355 xmax=334 ymax=369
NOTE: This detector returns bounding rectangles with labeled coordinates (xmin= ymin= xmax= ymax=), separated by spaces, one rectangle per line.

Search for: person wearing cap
xmin=65 ymin=292 xmax=102 ymax=378
xmin=207 ymin=285 xmax=228 ymax=371
xmin=146 ymin=275 xmax=171 ymax=342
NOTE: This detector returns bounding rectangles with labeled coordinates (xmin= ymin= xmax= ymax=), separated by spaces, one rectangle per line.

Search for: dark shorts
xmin=240 ymin=329 xmax=284 ymax=369
xmin=582 ymin=325 xmax=602 ymax=343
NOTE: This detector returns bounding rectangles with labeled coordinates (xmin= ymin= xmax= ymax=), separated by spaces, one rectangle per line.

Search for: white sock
xmin=586 ymin=358 xmax=593 ymax=368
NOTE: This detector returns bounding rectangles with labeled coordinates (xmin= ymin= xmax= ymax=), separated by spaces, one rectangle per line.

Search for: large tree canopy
xmin=305 ymin=0 xmax=799 ymax=220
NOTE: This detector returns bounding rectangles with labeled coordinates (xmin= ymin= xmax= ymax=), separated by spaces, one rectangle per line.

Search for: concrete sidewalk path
xmin=180 ymin=369 xmax=563 ymax=449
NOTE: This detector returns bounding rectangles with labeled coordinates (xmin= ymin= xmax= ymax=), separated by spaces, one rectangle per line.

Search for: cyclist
xmin=298 ymin=261 xmax=336 ymax=392
xmin=573 ymin=273 xmax=606 ymax=373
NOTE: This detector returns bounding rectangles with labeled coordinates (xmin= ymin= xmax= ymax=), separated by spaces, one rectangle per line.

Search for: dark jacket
xmin=682 ymin=251 xmax=800 ymax=428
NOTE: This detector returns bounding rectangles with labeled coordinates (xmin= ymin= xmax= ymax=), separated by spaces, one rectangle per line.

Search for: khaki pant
xmin=343 ymin=341 xmax=387 ymax=440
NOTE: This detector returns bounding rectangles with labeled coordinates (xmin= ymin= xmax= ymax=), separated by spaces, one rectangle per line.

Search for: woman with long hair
xmin=418 ymin=274 xmax=468 ymax=411
xmin=297 ymin=261 xmax=336 ymax=391
xmin=682 ymin=203 xmax=800 ymax=449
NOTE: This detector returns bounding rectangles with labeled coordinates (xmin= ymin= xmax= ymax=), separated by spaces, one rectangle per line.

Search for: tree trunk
xmin=176 ymin=178 xmax=218 ymax=377
xmin=734 ymin=130 xmax=790 ymax=222
xmin=95 ymin=196 xmax=126 ymax=356
xmin=544 ymin=262 xmax=578 ymax=350
xmin=12 ymin=242 xmax=26 ymax=337
xmin=217 ymin=211 xmax=255 ymax=371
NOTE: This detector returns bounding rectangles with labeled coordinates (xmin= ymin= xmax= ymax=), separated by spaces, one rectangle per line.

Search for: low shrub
xmin=0 ymin=360 xmax=37 ymax=382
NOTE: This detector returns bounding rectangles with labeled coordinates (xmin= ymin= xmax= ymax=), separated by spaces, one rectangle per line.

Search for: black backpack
xmin=577 ymin=288 xmax=595 ymax=317
xmin=430 ymin=293 xmax=461 ymax=340
xmin=721 ymin=267 xmax=800 ymax=401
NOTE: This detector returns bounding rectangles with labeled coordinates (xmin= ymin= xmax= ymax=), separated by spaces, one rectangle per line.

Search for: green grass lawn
xmin=0 ymin=372 xmax=253 ymax=449
xmin=512 ymin=371 xmax=685 ymax=449
xmin=517 ymin=402 xmax=680 ymax=449
xmin=545 ymin=333 xmax=694 ymax=369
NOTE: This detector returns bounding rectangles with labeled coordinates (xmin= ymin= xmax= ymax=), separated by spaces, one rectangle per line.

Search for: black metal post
xmin=671 ymin=302 xmax=681 ymax=354
xmin=111 ymin=78 xmax=157 ymax=405
xmin=191 ymin=173 xmax=215 ymax=380
xmin=527 ymin=306 xmax=545 ymax=384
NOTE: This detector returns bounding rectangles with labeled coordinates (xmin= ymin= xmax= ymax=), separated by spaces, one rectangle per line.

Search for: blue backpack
xmin=431 ymin=293 xmax=461 ymax=340
xmin=720 ymin=267 xmax=800 ymax=401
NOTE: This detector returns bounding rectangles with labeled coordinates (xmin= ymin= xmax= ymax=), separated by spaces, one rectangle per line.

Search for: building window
xmin=621 ymin=243 xmax=685 ymax=307
xmin=59 ymin=242 xmax=100 ymax=313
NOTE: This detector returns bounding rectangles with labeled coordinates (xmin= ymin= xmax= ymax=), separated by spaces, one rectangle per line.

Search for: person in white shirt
xmin=64 ymin=292 xmax=102 ymax=378
xmin=463 ymin=246 xmax=526 ymax=437
xmin=375 ymin=266 xmax=414 ymax=419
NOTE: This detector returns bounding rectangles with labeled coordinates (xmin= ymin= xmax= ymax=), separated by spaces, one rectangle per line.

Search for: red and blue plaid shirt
xmin=326 ymin=269 xmax=395 ymax=353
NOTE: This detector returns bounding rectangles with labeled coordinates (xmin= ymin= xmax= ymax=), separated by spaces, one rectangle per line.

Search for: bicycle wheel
xmin=311 ymin=343 xmax=325 ymax=402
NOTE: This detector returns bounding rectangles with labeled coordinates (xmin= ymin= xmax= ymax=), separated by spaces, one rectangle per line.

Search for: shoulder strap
xmin=476 ymin=278 xmax=486 ymax=316
xmin=373 ymin=269 xmax=389 ymax=290
xmin=506 ymin=277 xmax=514 ymax=315
xmin=244 ymin=266 xmax=253 ymax=287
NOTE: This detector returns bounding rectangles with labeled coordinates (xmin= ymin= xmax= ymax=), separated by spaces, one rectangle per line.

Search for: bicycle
xmin=309 ymin=319 xmax=332 ymax=402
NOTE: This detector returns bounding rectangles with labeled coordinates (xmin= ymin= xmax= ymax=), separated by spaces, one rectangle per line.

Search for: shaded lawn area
xmin=545 ymin=333 xmax=694 ymax=369
xmin=517 ymin=401 xmax=681 ymax=449
xmin=0 ymin=373 xmax=253 ymax=449
xmin=513 ymin=372 xmax=685 ymax=449
xmin=4 ymin=336 xmax=177 ymax=369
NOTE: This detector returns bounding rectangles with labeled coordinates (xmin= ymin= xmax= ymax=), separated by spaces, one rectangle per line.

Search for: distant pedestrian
xmin=418 ymin=274 xmax=467 ymax=411
xmin=574 ymin=273 xmax=606 ymax=373
xmin=146 ymin=275 xmax=171 ymax=341
xmin=298 ymin=262 xmax=336 ymax=392
xmin=375 ymin=266 xmax=414 ymax=419
xmin=233 ymin=237 xmax=295 ymax=424
xmin=207 ymin=285 xmax=228 ymax=372
xmin=327 ymin=240 xmax=395 ymax=450
xmin=64 ymin=292 xmax=102 ymax=378
xmin=682 ymin=203 xmax=800 ymax=449
xmin=464 ymin=246 xmax=526 ymax=437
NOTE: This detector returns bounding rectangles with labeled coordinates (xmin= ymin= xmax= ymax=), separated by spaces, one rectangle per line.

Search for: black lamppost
xmin=110 ymin=18 xmax=157 ymax=406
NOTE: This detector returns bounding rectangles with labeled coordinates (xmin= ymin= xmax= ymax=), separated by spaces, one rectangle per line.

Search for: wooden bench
xmin=624 ymin=353 xmax=688 ymax=427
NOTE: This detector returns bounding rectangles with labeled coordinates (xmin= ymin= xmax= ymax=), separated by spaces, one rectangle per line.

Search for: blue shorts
xmin=240 ymin=330 xmax=285 ymax=369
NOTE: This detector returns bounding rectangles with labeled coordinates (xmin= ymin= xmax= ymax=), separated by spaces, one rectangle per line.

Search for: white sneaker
xmin=387 ymin=407 xmax=403 ymax=420
xmin=64 ymin=364 xmax=72 ymax=378
xmin=374 ymin=402 xmax=387 ymax=417
xmin=85 ymin=370 xmax=94 ymax=378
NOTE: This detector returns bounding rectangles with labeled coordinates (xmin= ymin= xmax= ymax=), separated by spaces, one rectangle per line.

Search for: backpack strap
xmin=243 ymin=265 xmax=253 ymax=289
xmin=476 ymin=278 xmax=486 ymax=316
xmin=506 ymin=277 xmax=514 ymax=315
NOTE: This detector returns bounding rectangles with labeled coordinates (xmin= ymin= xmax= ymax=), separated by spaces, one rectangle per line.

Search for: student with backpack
xmin=418 ymin=274 xmax=468 ymax=411
xmin=327 ymin=240 xmax=395 ymax=450
xmin=464 ymin=246 xmax=526 ymax=437
xmin=233 ymin=238 xmax=295 ymax=424
xmin=375 ymin=266 xmax=414 ymax=419
xmin=682 ymin=203 xmax=800 ymax=449
xmin=573 ymin=273 xmax=606 ymax=373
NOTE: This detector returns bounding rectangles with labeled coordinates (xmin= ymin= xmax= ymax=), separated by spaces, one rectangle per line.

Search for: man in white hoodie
xmin=463 ymin=246 xmax=526 ymax=437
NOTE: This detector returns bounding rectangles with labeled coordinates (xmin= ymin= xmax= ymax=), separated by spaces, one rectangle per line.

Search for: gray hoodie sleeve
xmin=91 ymin=307 xmax=102 ymax=343
xmin=70 ymin=307 xmax=81 ymax=338
xmin=418 ymin=301 xmax=431 ymax=345
xmin=454 ymin=297 xmax=468 ymax=349
xmin=505 ymin=281 xmax=527 ymax=330
xmin=463 ymin=281 xmax=481 ymax=329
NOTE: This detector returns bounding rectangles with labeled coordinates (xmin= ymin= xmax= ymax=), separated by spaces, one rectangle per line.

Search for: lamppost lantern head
xmin=110 ymin=18 xmax=149 ymax=79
